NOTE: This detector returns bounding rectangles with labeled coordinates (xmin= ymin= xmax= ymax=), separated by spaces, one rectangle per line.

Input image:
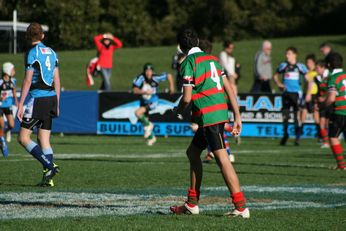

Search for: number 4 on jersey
xmin=210 ymin=62 xmax=222 ymax=90
xmin=45 ymin=56 xmax=51 ymax=71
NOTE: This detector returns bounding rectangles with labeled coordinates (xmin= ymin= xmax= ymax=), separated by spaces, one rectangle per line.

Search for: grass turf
xmin=0 ymin=135 xmax=345 ymax=230
xmin=0 ymin=35 xmax=345 ymax=93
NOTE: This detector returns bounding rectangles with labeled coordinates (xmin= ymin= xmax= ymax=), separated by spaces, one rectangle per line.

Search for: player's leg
xmin=207 ymin=123 xmax=249 ymax=218
xmin=281 ymin=93 xmax=290 ymax=145
xmin=293 ymin=94 xmax=301 ymax=145
xmin=328 ymin=114 xmax=345 ymax=170
xmin=0 ymin=112 xmax=8 ymax=157
xmin=18 ymin=122 xmax=54 ymax=171
xmin=5 ymin=112 xmax=15 ymax=143
xmin=170 ymin=128 xmax=206 ymax=215
xmin=135 ymin=106 xmax=153 ymax=139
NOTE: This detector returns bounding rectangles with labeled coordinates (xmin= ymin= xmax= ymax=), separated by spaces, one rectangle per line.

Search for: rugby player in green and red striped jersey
xmin=170 ymin=28 xmax=249 ymax=218
xmin=315 ymin=60 xmax=331 ymax=148
xmin=325 ymin=52 xmax=346 ymax=170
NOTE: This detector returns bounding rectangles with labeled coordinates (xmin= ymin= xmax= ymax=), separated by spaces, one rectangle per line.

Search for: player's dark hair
xmin=305 ymin=54 xmax=316 ymax=63
xmin=199 ymin=39 xmax=213 ymax=54
xmin=286 ymin=46 xmax=298 ymax=54
xmin=26 ymin=22 xmax=43 ymax=42
xmin=177 ymin=28 xmax=199 ymax=54
xmin=316 ymin=60 xmax=326 ymax=68
xmin=143 ymin=63 xmax=154 ymax=72
xmin=326 ymin=52 xmax=343 ymax=69
xmin=319 ymin=42 xmax=331 ymax=49
xmin=223 ymin=40 xmax=233 ymax=48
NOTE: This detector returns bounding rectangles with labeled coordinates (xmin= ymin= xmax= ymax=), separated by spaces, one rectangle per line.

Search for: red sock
xmin=231 ymin=191 xmax=246 ymax=211
xmin=187 ymin=189 xmax=199 ymax=207
xmin=331 ymin=144 xmax=345 ymax=169
xmin=321 ymin=129 xmax=328 ymax=144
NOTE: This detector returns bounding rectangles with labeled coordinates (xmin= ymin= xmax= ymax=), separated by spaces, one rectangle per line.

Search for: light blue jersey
xmin=276 ymin=62 xmax=307 ymax=93
xmin=133 ymin=72 xmax=168 ymax=106
xmin=25 ymin=42 xmax=58 ymax=98
xmin=0 ymin=78 xmax=16 ymax=108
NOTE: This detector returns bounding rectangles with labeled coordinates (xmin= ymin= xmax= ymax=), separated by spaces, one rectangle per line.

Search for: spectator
xmin=320 ymin=42 xmax=333 ymax=58
xmin=251 ymin=40 xmax=272 ymax=93
xmin=219 ymin=40 xmax=239 ymax=96
xmin=94 ymin=33 xmax=123 ymax=90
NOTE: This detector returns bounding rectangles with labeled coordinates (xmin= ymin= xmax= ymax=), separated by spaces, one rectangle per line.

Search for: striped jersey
xmin=316 ymin=69 xmax=329 ymax=98
xmin=328 ymin=69 xmax=346 ymax=115
xmin=181 ymin=47 xmax=228 ymax=127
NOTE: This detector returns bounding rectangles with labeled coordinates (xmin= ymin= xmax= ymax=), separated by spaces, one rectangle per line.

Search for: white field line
xmin=204 ymin=185 xmax=346 ymax=194
xmin=0 ymin=191 xmax=345 ymax=220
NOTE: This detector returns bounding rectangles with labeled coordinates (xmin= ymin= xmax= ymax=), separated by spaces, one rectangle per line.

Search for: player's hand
xmin=232 ymin=119 xmax=242 ymax=136
xmin=305 ymin=94 xmax=311 ymax=103
xmin=17 ymin=104 xmax=24 ymax=122
xmin=169 ymin=88 xmax=175 ymax=95
xmin=278 ymin=83 xmax=285 ymax=91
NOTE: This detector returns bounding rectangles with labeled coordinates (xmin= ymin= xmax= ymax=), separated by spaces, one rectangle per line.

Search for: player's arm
xmin=17 ymin=70 xmax=33 ymax=122
xmin=167 ymin=73 xmax=175 ymax=94
xmin=325 ymin=77 xmax=336 ymax=106
xmin=176 ymin=85 xmax=192 ymax=115
xmin=304 ymin=75 xmax=313 ymax=102
xmin=53 ymin=68 xmax=61 ymax=116
xmin=273 ymin=72 xmax=284 ymax=90
xmin=223 ymin=77 xmax=241 ymax=135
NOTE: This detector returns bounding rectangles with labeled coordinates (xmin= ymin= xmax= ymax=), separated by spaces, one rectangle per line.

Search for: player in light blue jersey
xmin=0 ymin=62 xmax=18 ymax=157
xmin=274 ymin=47 xmax=308 ymax=146
xmin=17 ymin=23 xmax=60 ymax=187
xmin=132 ymin=63 xmax=174 ymax=145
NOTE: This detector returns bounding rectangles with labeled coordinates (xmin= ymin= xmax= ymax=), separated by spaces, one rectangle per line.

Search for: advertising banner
xmin=97 ymin=92 xmax=317 ymax=138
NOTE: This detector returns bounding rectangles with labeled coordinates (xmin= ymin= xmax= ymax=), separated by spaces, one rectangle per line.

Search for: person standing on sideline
xmin=17 ymin=22 xmax=60 ymax=187
xmin=219 ymin=40 xmax=239 ymax=96
xmin=170 ymin=28 xmax=249 ymax=218
xmin=251 ymin=41 xmax=272 ymax=93
xmin=94 ymin=33 xmax=123 ymax=90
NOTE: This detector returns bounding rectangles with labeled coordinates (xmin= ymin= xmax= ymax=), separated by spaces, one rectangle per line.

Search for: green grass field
xmin=0 ymin=135 xmax=345 ymax=230
xmin=0 ymin=35 xmax=345 ymax=92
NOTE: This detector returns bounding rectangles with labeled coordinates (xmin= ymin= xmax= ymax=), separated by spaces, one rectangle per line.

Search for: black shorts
xmin=192 ymin=123 xmax=226 ymax=152
xmin=329 ymin=114 xmax=346 ymax=138
xmin=282 ymin=92 xmax=300 ymax=112
xmin=319 ymin=103 xmax=333 ymax=119
xmin=20 ymin=96 xmax=57 ymax=131
xmin=0 ymin=107 xmax=13 ymax=116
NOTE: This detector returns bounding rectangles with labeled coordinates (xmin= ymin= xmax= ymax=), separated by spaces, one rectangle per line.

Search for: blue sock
xmin=25 ymin=141 xmax=53 ymax=170
xmin=42 ymin=147 xmax=53 ymax=164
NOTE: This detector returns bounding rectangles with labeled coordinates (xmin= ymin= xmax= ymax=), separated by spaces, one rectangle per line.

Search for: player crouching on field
xmin=324 ymin=52 xmax=346 ymax=170
xmin=17 ymin=22 xmax=60 ymax=186
xmin=132 ymin=63 xmax=175 ymax=146
xmin=0 ymin=62 xmax=18 ymax=157
xmin=170 ymin=28 xmax=249 ymax=218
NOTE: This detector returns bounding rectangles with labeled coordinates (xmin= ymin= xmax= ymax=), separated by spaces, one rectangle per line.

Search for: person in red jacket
xmin=93 ymin=33 xmax=123 ymax=90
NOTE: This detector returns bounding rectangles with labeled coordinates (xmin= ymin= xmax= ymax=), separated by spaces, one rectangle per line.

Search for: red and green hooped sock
xmin=231 ymin=191 xmax=247 ymax=211
xmin=331 ymin=144 xmax=345 ymax=169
